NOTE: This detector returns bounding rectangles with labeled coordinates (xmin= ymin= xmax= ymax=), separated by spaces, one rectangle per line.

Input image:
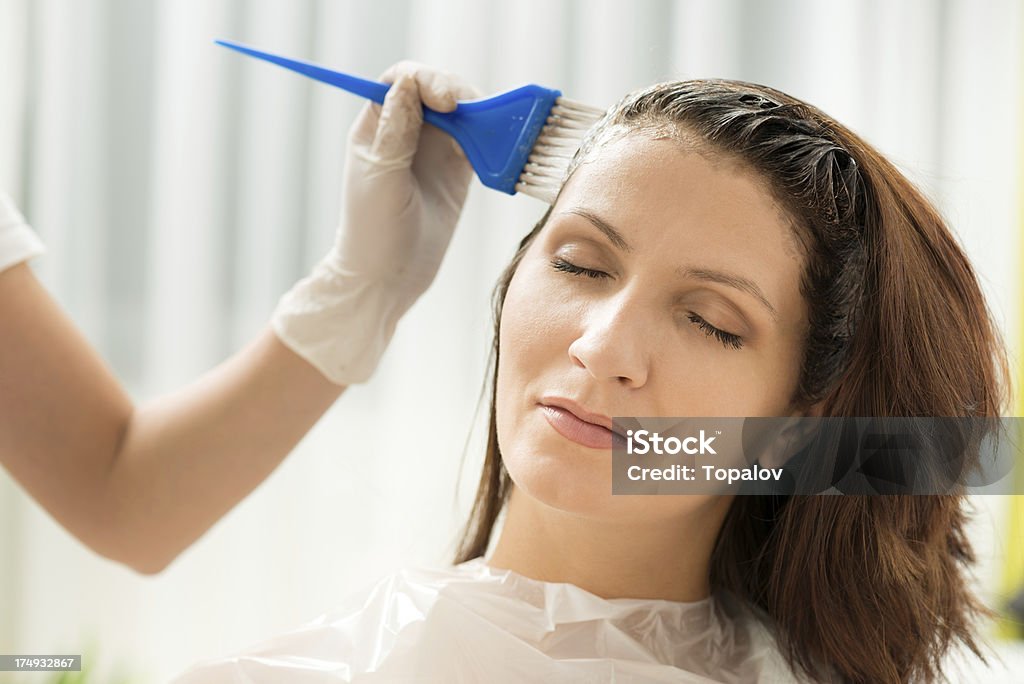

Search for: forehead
xmin=555 ymin=132 xmax=804 ymax=261
xmin=544 ymin=132 xmax=806 ymax=329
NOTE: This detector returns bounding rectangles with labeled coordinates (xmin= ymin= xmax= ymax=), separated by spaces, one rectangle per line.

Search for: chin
xmin=500 ymin=426 xmax=616 ymax=518
xmin=503 ymin=430 xmax=730 ymax=526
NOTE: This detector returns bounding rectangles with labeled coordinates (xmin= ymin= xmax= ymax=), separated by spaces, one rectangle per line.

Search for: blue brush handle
xmin=215 ymin=39 xmax=561 ymax=195
xmin=216 ymin=40 xmax=391 ymax=104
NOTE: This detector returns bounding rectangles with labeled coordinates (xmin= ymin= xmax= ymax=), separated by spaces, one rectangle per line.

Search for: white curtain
xmin=0 ymin=0 xmax=1021 ymax=680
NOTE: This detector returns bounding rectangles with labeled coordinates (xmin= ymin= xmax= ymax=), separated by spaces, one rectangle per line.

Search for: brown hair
xmin=453 ymin=79 xmax=1012 ymax=683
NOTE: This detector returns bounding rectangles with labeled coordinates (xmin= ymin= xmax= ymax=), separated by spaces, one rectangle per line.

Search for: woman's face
xmin=496 ymin=130 xmax=812 ymax=522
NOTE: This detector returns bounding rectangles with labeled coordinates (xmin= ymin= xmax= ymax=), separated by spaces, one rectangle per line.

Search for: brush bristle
xmin=515 ymin=96 xmax=606 ymax=204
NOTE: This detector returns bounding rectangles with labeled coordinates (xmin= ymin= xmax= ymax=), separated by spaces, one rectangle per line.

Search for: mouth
xmin=538 ymin=397 xmax=628 ymax=450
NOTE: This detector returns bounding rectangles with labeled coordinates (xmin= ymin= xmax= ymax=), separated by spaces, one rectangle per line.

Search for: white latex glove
xmin=272 ymin=62 xmax=480 ymax=385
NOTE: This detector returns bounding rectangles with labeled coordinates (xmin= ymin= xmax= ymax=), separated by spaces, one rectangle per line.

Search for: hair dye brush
xmin=216 ymin=39 xmax=605 ymax=204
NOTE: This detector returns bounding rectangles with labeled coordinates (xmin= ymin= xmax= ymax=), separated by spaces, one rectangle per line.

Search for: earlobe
xmin=756 ymin=400 xmax=827 ymax=469
xmin=785 ymin=398 xmax=827 ymax=446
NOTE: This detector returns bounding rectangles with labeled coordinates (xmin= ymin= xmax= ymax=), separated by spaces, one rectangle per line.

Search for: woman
xmin=175 ymin=69 xmax=1011 ymax=683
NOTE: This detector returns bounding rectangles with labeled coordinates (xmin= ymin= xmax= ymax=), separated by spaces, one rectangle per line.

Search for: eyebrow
xmin=559 ymin=207 xmax=781 ymax=322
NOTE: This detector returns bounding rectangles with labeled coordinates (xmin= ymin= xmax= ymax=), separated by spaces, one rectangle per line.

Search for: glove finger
xmin=380 ymin=60 xmax=460 ymax=112
xmin=431 ymin=70 xmax=483 ymax=102
xmin=411 ymin=133 xmax=474 ymax=236
xmin=378 ymin=61 xmax=480 ymax=113
xmin=348 ymin=99 xmax=382 ymax=149
xmin=368 ymin=74 xmax=423 ymax=164
xmin=376 ymin=61 xmax=483 ymax=161
xmin=416 ymin=68 xmax=481 ymax=161
xmin=425 ymin=72 xmax=480 ymax=161
xmin=351 ymin=62 xmax=469 ymax=150
xmin=414 ymin=127 xmax=474 ymax=194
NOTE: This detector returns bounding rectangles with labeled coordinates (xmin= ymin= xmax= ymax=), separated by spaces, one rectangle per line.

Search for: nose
xmin=567 ymin=293 xmax=650 ymax=388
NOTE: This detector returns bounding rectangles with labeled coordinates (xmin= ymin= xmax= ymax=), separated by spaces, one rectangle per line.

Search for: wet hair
xmin=454 ymin=79 xmax=1011 ymax=683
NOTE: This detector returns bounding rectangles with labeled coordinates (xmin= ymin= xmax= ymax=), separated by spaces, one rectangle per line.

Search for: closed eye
xmin=550 ymin=257 xmax=746 ymax=351
xmin=686 ymin=313 xmax=744 ymax=350
xmin=550 ymin=257 xmax=609 ymax=279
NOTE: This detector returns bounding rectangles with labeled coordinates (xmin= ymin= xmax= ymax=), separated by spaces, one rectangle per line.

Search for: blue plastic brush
xmin=215 ymin=39 xmax=605 ymax=204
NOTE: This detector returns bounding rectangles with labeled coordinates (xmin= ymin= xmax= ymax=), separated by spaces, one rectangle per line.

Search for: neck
xmin=486 ymin=486 xmax=733 ymax=603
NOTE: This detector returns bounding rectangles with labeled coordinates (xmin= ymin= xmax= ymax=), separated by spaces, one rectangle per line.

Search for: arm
xmin=0 ymin=262 xmax=343 ymax=573
xmin=0 ymin=62 xmax=478 ymax=575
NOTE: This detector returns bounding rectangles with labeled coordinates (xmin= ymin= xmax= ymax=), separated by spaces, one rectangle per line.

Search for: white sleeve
xmin=0 ymin=191 xmax=45 ymax=274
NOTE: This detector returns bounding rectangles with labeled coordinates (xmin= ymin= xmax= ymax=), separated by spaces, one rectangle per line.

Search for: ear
xmin=757 ymin=400 xmax=827 ymax=469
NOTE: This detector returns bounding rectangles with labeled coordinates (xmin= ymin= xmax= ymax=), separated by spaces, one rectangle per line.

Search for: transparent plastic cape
xmin=172 ymin=557 xmax=806 ymax=683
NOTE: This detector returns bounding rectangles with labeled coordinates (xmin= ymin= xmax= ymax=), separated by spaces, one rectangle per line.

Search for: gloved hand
xmin=272 ymin=62 xmax=481 ymax=385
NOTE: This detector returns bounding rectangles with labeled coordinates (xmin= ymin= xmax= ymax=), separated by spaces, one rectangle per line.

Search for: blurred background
xmin=0 ymin=0 xmax=1022 ymax=681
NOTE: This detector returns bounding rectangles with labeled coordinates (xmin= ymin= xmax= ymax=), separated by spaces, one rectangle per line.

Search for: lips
xmin=538 ymin=397 xmax=626 ymax=450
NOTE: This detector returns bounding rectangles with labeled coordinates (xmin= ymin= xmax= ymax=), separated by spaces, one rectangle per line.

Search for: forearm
xmin=0 ymin=264 xmax=344 ymax=573
xmin=108 ymin=327 xmax=344 ymax=573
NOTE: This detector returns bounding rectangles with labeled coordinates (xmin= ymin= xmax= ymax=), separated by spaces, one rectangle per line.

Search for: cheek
xmin=495 ymin=268 xmax=539 ymax=450
xmin=498 ymin=261 xmax=579 ymax=375
xmin=758 ymin=334 xmax=806 ymax=409
xmin=495 ymin=263 xmax=583 ymax=473
xmin=656 ymin=352 xmax=798 ymax=416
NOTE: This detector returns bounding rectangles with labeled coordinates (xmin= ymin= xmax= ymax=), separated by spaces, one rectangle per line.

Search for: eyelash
xmin=686 ymin=312 xmax=744 ymax=350
xmin=549 ymin=257 xmax=745 ymax=350
xmin=550 ymin=256 xmax=608 ymax=279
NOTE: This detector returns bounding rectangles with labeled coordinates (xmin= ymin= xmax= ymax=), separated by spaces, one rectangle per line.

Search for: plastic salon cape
xmin=172 ymin=557 xmax=805 ymax=683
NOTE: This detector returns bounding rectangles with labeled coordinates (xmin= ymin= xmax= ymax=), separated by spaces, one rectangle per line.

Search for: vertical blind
xmin=0 ymin=0 xmax=1020 ymax=680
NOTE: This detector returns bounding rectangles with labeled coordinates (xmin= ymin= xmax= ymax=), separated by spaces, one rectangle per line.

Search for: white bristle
xmin=516 ymin=96 xmax=605 ymax=204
